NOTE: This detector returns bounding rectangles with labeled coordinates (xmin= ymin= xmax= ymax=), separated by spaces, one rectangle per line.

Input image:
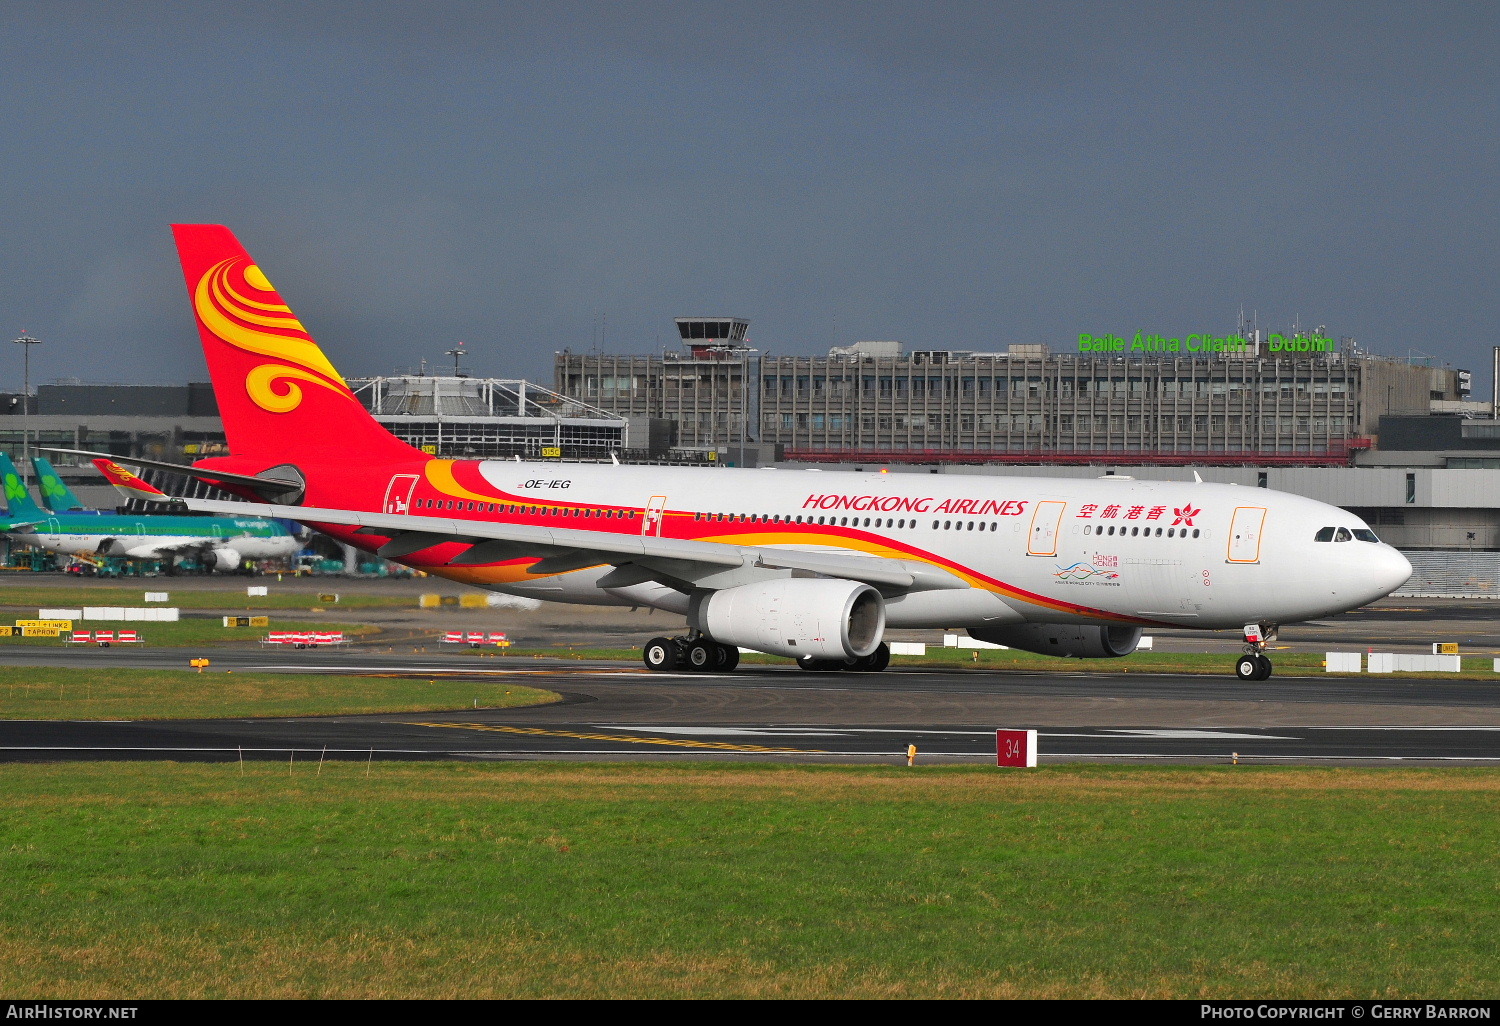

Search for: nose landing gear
xmin=1235 ymin=623 xmax=1277 ymax=680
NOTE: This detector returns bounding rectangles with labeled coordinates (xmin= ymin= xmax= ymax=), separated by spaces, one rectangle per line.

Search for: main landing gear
xmin=643 ymin=633 xmax=740 ymax=672
xmin=640 ymin=635 xmax=894 ymax=674
xmin=1235 ymin=622 xmax=1277 ymax=681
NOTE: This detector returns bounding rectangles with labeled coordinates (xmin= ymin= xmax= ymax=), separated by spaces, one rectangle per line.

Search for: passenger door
xmin=1227 ymin=506 xmax=1267 ymax=563
xmin=1028 ymin=500 xmax=1067 ymax=556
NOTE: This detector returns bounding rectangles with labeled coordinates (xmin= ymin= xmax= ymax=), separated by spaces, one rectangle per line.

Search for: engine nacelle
xmin=968 ymin=622 xmax=1142 ymax=659
xmin=211 ymin=547 xmax=243 ymax=571
xmin=690 ymin=578 xmax=886 ymax=660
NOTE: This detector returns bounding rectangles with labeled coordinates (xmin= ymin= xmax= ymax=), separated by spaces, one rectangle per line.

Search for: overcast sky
xmin=1 ymin=1 xmax=1495 ymax=390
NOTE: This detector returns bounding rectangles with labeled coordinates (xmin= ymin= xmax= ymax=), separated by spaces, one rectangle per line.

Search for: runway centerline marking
xmin=596 ymin=726 xmax=852 ymax=737
xmin=1107 ymin=729 xmax=1302 ymax=740
xmin=403 ymin=722 xmax=824 ymax=753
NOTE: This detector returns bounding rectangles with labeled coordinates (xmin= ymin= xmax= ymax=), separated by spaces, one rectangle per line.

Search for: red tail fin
xmin=171 ymin=224 xmax=423 ymax=465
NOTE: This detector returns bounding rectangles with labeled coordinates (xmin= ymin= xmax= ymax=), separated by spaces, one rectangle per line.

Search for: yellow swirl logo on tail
xmin=193 ymin=257 xmax=357 ymax=414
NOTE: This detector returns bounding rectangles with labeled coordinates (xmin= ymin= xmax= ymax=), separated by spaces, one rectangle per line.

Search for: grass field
xmin=0 ymin=618 xmax=376 ymax=648
xmin=0 ymin=762 xmax=1494 ymax=998
xmin=0 ymin=667 xmax=557 ymax=719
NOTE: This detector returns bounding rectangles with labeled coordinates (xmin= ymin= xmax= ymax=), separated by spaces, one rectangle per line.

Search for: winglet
xmin=91 ymin=458 xmax=171 ymax=502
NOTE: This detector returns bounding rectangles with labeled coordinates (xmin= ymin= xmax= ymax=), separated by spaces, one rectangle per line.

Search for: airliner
xmin=0 ymin=453 xmax=303 ymax=571
xmin=32 ymin=456 xmax=89 ymax=512
xmin=64 ymin=224 xmax=1412 ymax=679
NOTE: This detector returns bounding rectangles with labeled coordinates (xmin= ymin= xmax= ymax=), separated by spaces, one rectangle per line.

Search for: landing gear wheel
xmin=1235 ymin=655 xmax=1259 ymax=681
xmin=712 ymin=644 xmax=740 ymax=671
xmin=1253 ymin=654 xmax=1273 ymax=680
xmin=685 ymin=641 xmax=715 ymax=670
xmin=796 ymin=654 xmax=837 ymax=672
xmin=854 ymin=643 xmax=891 ymax=673
xmin=643 ymin=636 xmax=677 ymax=672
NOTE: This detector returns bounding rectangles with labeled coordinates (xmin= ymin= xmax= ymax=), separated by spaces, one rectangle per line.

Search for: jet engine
xmin=690 ymin=578 xmax=885 ymax=660
xmin=967 ymin=622 xmax=1141 ymax=659
xmin=211 ymin=547 xmax=243 ymax=571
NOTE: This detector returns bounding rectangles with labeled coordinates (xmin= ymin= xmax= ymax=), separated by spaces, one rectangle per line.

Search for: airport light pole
xmin=13 ymin=332 xmax=40 ymax=487
xmin=445 ymin=341 xmax=467 ymax=378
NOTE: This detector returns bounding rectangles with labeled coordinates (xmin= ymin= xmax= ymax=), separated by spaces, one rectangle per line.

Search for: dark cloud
xmin=0 ymin=2 xmax=1494 ymax=389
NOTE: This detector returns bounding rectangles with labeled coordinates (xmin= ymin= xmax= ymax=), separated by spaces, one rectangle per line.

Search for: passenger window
xmin=1192 ymin=529 xmax=1200 ymax=538
xmin=1315 ymin=527 xmax=1335 ymax=542
xmin=1335 ymin=528 xmax=1352 ymax=542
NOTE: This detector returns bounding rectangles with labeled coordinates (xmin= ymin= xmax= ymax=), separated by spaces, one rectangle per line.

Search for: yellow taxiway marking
xmin=404 ymin=721 xmax=822 ymax=753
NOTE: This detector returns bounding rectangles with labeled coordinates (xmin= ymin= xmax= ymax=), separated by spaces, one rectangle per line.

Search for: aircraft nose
xmin=1369 ymin=545 xmax=1413 ymax=597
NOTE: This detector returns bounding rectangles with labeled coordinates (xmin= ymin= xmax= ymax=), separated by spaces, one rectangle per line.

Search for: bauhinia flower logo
xmin=1172 ymin=504 xmax=1200 ymax=527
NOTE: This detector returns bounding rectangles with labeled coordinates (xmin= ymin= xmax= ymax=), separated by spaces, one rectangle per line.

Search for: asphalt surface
xmin=0 ymin=645 xmax=1496 ymax=766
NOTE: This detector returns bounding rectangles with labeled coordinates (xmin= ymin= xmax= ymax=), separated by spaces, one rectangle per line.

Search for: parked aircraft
xmin=68 ymin=224 xmax=1413 ymax=678
xmin=31 ymin=456 xmax=88 ymax=512
xmin=0 ymin=452 xmax=303 ymax=571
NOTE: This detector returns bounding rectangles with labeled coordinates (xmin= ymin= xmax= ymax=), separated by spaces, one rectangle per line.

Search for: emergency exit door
xmin=642 ymin=495 xmax=668 ymax=537
xmin=383 ymin=474 xmax=419 ymax=515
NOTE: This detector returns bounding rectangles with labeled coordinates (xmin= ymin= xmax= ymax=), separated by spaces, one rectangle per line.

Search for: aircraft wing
xmin=183 ymin=497 xmax=967 ymax=593
xmin=41 ymin=448 xmax=303 ymax=497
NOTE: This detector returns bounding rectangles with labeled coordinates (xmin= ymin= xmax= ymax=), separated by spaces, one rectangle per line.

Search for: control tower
xmin=674 ymin=317 xmax=750 ymax=359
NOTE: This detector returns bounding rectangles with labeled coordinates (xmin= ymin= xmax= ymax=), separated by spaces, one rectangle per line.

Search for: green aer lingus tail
xmin=0 ymin=453 xmax=303 ymax=570
xmin=31 ymin=455 xmax=87 ymax=512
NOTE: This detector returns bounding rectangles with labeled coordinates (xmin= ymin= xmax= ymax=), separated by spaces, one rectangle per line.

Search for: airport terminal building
xmin=556 ymin=325 xmax=1469 ymax=464
xmin=0 ymin=374 xmax=629 ymax=468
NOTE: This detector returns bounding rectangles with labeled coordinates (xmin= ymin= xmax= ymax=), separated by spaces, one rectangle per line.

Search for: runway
xmin=0 ymin=647 xmax=1496 ymax=765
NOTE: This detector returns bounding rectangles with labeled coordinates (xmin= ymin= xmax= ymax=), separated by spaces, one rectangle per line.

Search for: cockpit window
xmin=1352 ymin=528 xmax=1381 ymax=543
xmin=1315 ymin=527 xmax=1335 ymax=542
xmin=1334 ymin=527 xmax=1352 ymax=542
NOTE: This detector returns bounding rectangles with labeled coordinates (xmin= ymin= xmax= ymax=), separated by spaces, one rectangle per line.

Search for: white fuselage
xmin=436 ymin=461 xmax=1411 ymax=632
xmin=8 ymin=519 xmax=300 ymax=563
